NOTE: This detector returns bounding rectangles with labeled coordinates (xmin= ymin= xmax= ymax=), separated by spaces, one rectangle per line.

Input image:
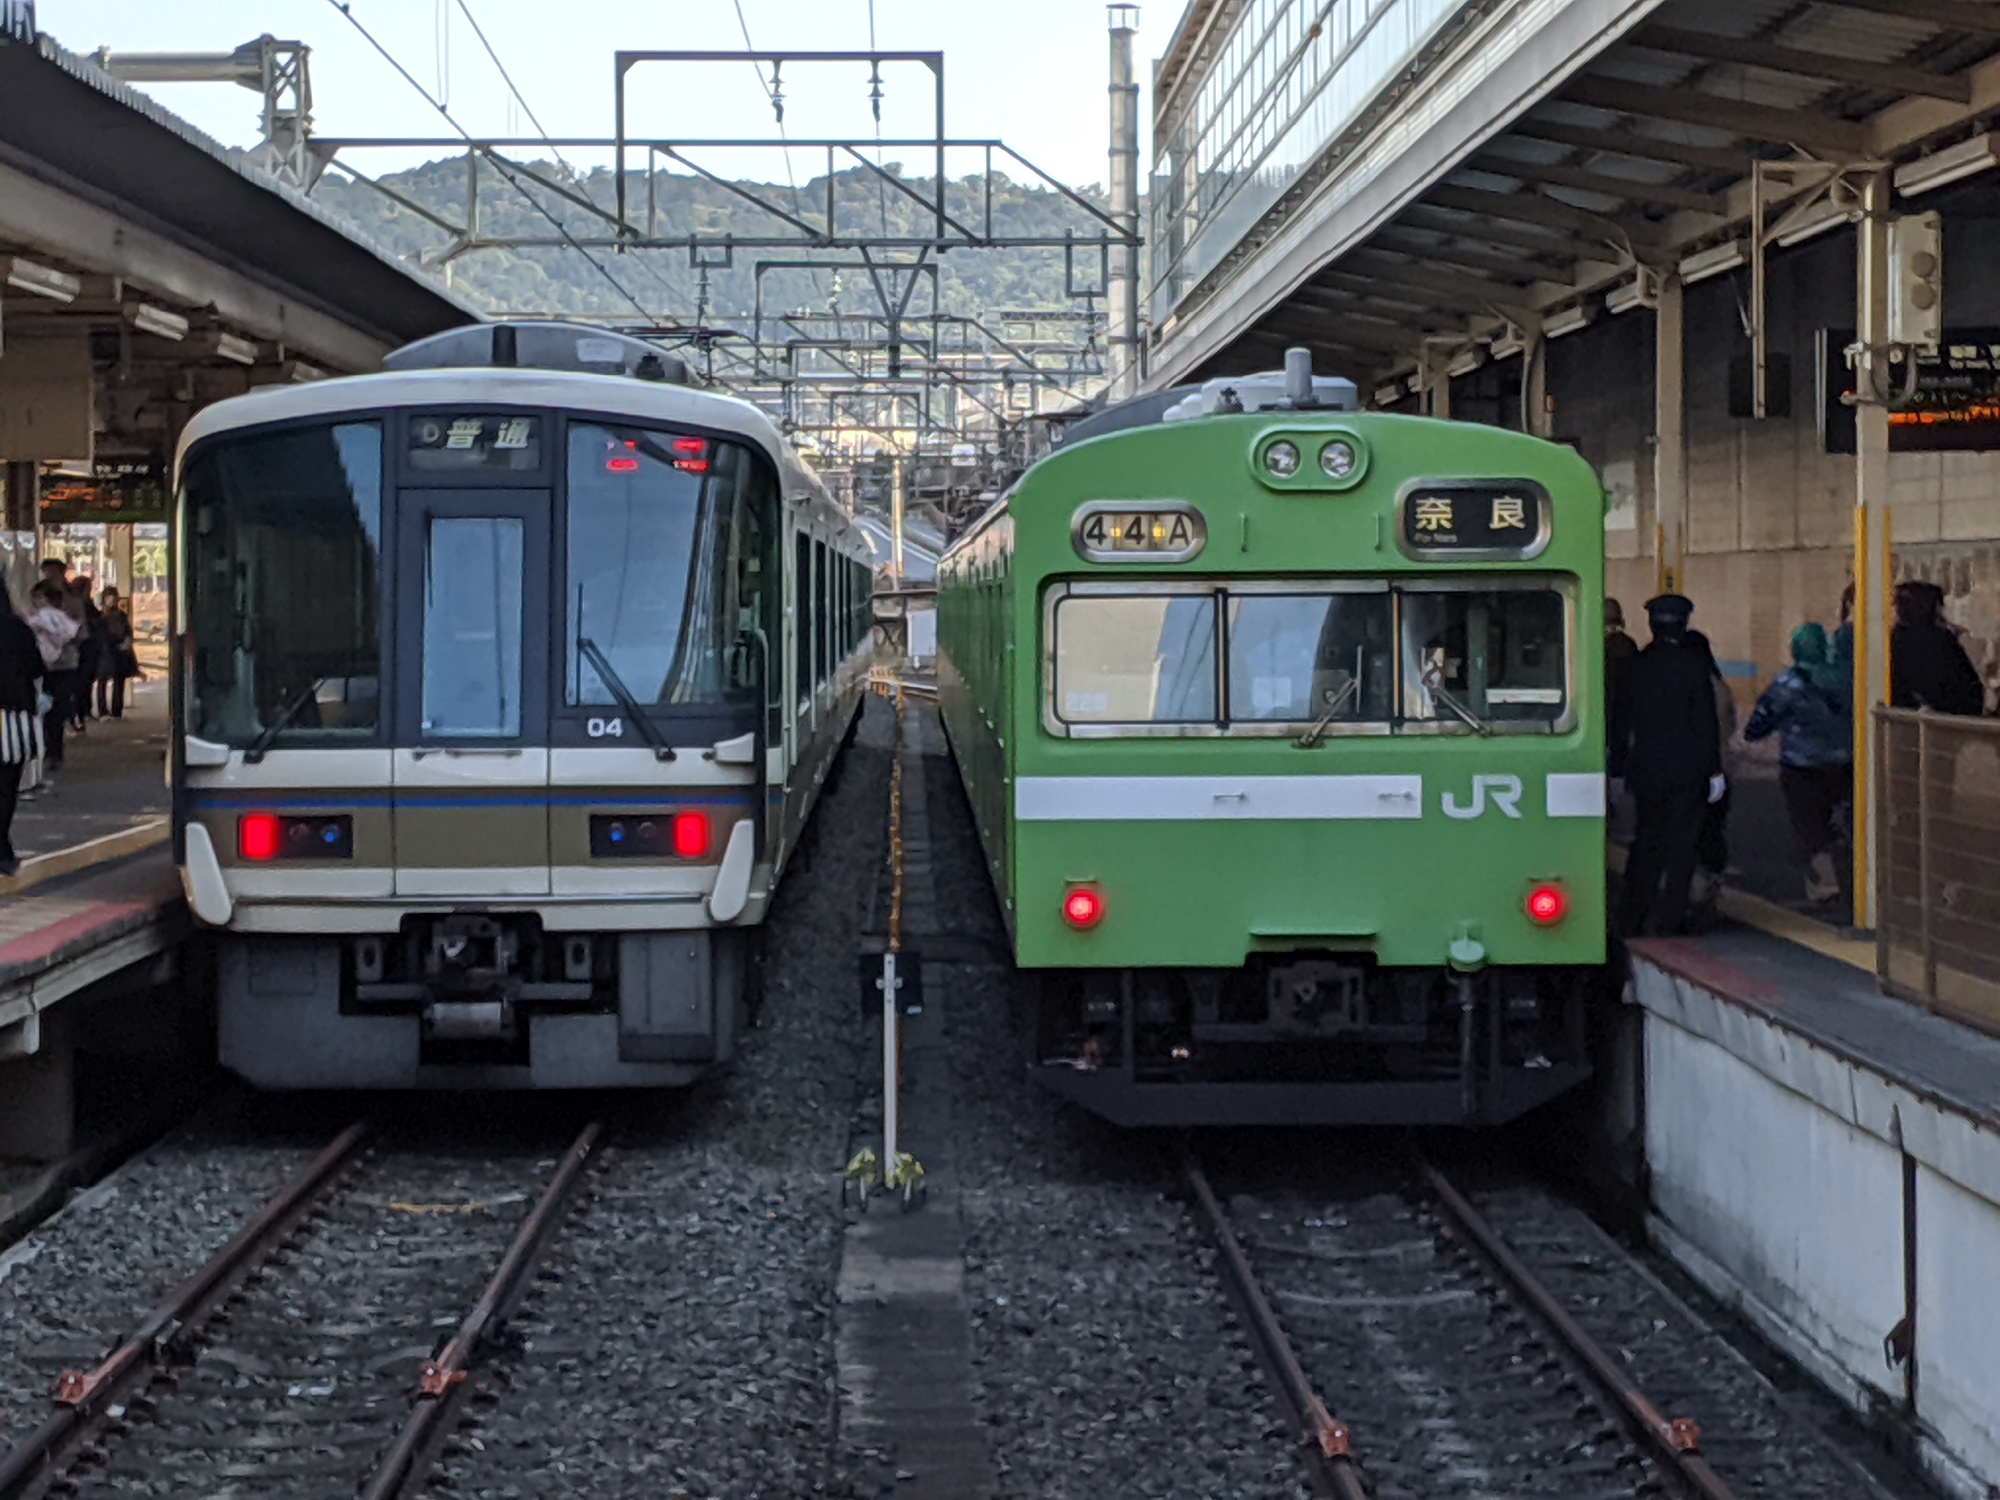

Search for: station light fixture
xmin=1541 ymin=304 xmax=1594 ymax=339
xmin=1678 ymin=241 xmax=1746 ymax=286
xmin=1605 ymin=269 xmax=1661 ymax=316
xmin=1445 ymin=347 xmax=1485 ymax=379
xmin=1372 ymin=381 xmax=1405 ymax=407
xmin=1895 ymin=133 xmax=2000 ymax=198
xmin=1488 ymin=326 xmax=1527 ymax=361
xmin=1061 ymin=884 xmax=1106 ymax=930
xmin=3 ymin=256 xmax=80 ymax=303
xmin=205 ymin=331 xmax=259 ymax=366
xmin=126 ymin=302 xmax=190 ymax=341
xmin=1524 ymin=882 xmax=1567 ymax=926
xmin=1773 ymin=197 xmax=1855 ymax=248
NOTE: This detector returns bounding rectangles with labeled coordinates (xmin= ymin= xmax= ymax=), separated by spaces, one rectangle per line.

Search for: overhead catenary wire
xmin=322 ymin=0 xmax=657 ymax=324
xmin=448 ymin=0 xmax=687 ymax=316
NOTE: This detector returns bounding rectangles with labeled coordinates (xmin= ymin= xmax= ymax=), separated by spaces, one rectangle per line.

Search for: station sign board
xmin=1820 ymin=327 xmax=2000 ymax=453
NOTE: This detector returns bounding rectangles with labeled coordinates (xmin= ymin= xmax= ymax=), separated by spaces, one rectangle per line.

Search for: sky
xmin=37 ymin=1 xmax=1160 ymax=193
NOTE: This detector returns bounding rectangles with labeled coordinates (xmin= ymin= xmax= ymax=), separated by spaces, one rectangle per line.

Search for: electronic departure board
xmin=1821 ymin=327 xmax=2000 ymax=454
xmin=1399 ymin=483 xmax=1549 ymax=559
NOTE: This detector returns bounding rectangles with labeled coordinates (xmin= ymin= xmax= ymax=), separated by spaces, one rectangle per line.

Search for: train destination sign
xmin=409 ymin=413 xmax=544 ymax=471
xmin=1070 ymin=502 xmax=1206 ymax=563
xmin=1399 ymin=483 xmax=1548 ymax=559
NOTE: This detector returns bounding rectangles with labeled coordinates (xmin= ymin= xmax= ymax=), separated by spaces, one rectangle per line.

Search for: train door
xmin=391 ymin=490 xmax=553 ymax=897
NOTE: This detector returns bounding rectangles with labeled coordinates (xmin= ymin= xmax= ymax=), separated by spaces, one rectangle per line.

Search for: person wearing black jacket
xmin=0 ymin=594 xmax=45 ymax=877
xmin=1891 ymin=582 xmax=1984 ymax=716
xmin=1611 ymin=594 xmax=1724 ymax=936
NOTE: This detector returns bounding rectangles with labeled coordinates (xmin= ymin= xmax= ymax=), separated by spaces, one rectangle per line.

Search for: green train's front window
xmin=1046 ymin=579 xmax=1569 ymax=736
xmin=1399 ymin=588 xmax=1567 ymax=727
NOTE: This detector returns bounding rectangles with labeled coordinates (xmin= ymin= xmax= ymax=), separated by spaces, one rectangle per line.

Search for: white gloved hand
xmin=1708 ymin=773 xmax=1727 ymax=805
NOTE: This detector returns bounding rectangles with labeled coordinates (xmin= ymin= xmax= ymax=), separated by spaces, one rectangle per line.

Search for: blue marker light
xmin=322 ymin=825 xmax=340 ymax=845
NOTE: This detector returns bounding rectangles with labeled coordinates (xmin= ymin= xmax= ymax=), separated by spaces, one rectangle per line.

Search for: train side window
xmin=795 ymin=533 xmax=811 ymax=706
xmin=813 ymin=541 xmax=829 ymax=685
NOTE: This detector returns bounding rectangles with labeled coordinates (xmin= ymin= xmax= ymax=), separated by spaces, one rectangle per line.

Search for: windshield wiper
xmin=244 ymin=678 xmax=325 ymax=764
xmin=1428 ymin=683 xmax=1495 ymax=737
xmin=1294 ymin=677 xmax=1360 ymax=748
xmin=577 ymin=637 xmax=676 ymax=761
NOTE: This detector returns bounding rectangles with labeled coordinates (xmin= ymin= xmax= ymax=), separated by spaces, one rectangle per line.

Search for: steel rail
xmin=1416 ymin=1159 xmax=1735 ymax=1500
xmin=361 ymin=1120 xmax=605 ymax=1500
xmin=0 ymin=1121 xmax=371 ymax=1499
xmin=1182 ymin=1159 xmax=1368 ymax=1500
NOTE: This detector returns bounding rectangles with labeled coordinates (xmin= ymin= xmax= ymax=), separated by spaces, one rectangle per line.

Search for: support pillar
xmin=1524 ymin=335 xmax=1552 ymax=438
xmin=1854 ymin=173 xmax=1895 ymax=931
xmin=1653 ymin=275 xmax=1687 ymax=596
xmin=890 ymin=456 xmax=906 ymax=589
xmin=2 ymin=460 xmax=33 ymax=608
xmin=1425 ymin=353 xmax=1452 ymax=420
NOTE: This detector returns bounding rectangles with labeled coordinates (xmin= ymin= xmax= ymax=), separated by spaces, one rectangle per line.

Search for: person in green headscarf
xmin=1744 ymin=622 xmax=1852 ymax=905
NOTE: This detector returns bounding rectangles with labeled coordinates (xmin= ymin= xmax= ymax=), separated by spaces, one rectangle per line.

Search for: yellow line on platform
xmin=1 ymin=818 xmax=170 ymax=898
xmin=1606 ymin=841 xmax=1872 ymax=974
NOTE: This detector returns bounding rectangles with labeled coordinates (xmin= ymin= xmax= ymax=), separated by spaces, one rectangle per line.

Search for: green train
xmin=937 ymin=355 xmax=1607 ymax=1126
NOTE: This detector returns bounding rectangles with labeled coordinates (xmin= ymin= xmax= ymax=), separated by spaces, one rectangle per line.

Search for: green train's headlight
xmin=1252 ymin=428 xmax=1369 ymax=492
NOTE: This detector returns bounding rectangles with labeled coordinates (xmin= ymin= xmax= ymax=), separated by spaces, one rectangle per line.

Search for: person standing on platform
xmin=95 ymin=586 xmax=137 ymax=719
xmin=0 ymin=591 xmax=45 ymax=877
xmin=67 ymin=575 xmax=100 ymax=732
xmin=24 ymin=581 xmax=76 ymax=780
xmin=1610 ymin=593 xmax=1723 ymax=936
xmin=1684 ymin=625 xmax=1736 ymax=911
xmin=1604 ymin=599 xmax=1640 ymax=844
xmin=1743 ymin=623 xmax=1852 ymax=905
xmin=1892 ymin=581 xmax=1984 ymax=716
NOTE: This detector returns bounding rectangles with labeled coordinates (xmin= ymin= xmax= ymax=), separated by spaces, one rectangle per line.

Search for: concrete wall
xmin=1633 ymin=958 xmax=2000 ymax=1498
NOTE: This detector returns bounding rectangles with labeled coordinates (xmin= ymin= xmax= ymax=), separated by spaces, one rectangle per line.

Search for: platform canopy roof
xmin=0 ymin=19 xmax=479 ymax=395
xmin=1153 ymin=0 xmax=2000 ymax=390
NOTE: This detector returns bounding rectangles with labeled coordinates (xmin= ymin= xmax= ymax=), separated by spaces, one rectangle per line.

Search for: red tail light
xmin=1062 ymin=885 xmax=1106 ymax=930
xmin=671 ymin=810 xmax=710 ymax=859
xmin=671 ymin=435 xmax=709 ymax=474
xmin=238 ymin=812 xmax=282 ymax=862
xmin=1525 ymin=883 xmax=1567 ymax=926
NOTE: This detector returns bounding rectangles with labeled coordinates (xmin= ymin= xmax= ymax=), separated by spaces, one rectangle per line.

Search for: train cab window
xmin=422 ymin=517 xmax=524 ymax=737
xmin=181 ymin=421 xmax=384 ymax=745
xmin=566 ymin=425 xmax=771 ymax=710
xmin=1227 ymin=592 xmax=1392 ymax=724
xmin=1052 ymin=593 xmax=1217 ymax=724
xmin=1398 ymin=587 xmax=1567 ymax=726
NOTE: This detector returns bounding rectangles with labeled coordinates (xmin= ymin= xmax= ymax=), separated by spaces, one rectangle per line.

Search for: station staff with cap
xmin=1610 ymin=593 xmax=1724 ymax=936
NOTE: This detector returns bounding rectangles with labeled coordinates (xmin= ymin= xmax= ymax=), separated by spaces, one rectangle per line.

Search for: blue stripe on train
xmin=188 ymin=791 xmax=756 ymax=810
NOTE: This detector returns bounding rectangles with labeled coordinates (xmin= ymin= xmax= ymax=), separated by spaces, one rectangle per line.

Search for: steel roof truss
xmin=1561 ymin=76 xmax=1869 ymax=157
xmin=1471 ymin=154 xmax=1729 ymax=216
xmin=1633 ymin=25 xmax=1973 ymax=104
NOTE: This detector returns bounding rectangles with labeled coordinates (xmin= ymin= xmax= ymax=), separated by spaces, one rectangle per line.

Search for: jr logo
xmin=1443 ymin=774 xmax=1523 ymax=820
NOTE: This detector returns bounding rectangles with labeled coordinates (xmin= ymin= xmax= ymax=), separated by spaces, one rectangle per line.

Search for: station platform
xmin=1 ymin=684 xmax=186 ymax=1168
xmin=1624 ymin=916 xmax=2000 ymax=1499
xmin=2 ymin=682 xmax=169 ymax=896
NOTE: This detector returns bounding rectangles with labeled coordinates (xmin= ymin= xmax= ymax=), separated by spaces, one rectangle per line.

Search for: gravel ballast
xmin=919 ymin=732 xmax=1310 ymax=1500
xmin=435 ymin=703 xmax=891 ymax=1498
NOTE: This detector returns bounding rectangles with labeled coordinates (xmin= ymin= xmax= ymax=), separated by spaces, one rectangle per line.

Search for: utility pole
xmin=1107 ymin=6 xmax=1141 ymax=400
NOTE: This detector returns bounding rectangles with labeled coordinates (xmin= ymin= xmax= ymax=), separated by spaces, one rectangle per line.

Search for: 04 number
xmin=586 ymin=717 xmax=625 ymax=738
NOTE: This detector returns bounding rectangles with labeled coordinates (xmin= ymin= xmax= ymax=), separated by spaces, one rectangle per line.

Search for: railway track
xmin=1187 ymin=1151 xmax=1904 ymax=1500
xmin=0 ymin=1119 xmax=602 ymax=1500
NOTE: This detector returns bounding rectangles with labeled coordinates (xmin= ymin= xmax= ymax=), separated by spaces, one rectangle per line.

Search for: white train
xmin=172 ymin=323 xmax=871 ymax=1087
